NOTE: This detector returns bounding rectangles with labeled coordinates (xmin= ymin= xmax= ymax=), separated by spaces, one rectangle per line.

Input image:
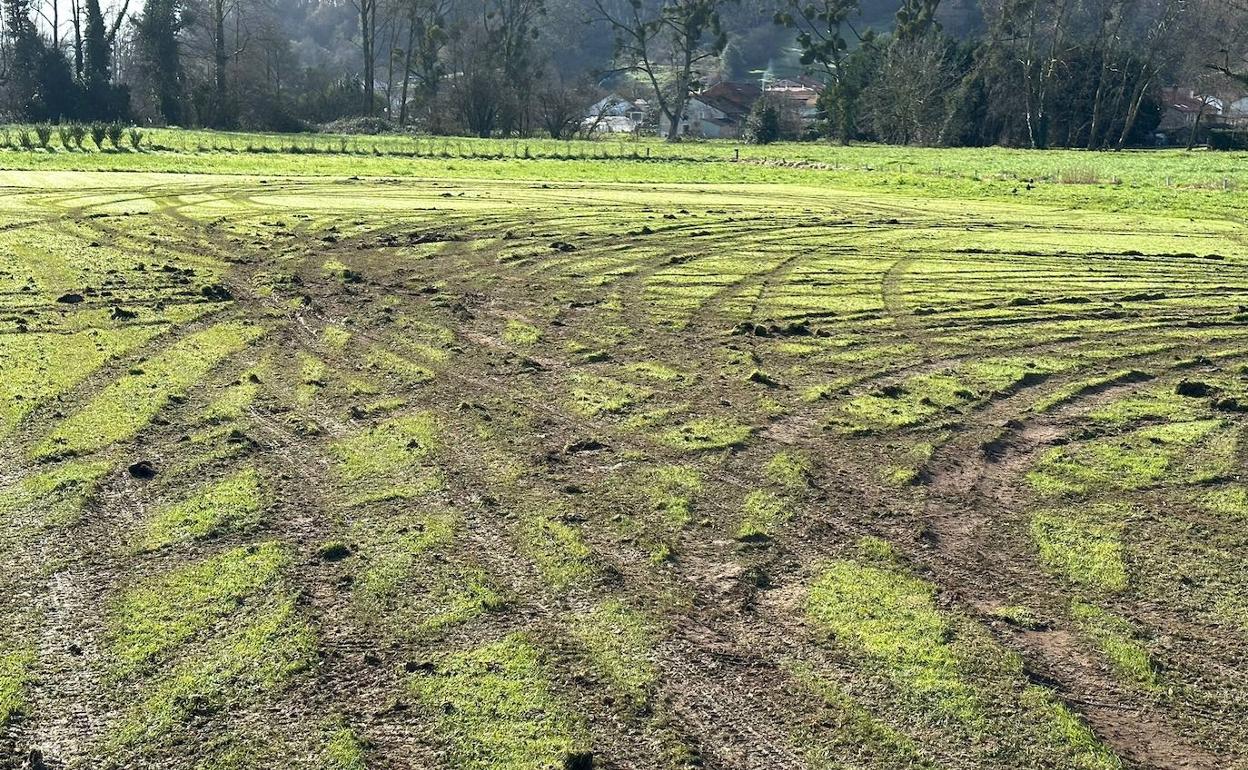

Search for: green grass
xmin=1201 ymin=486 xmax=1248 ymax=518
xmin=571 ymin=599 xmax=657 ymax=706
xmin=109 ymin=542 xmax=288 ymax=676
xmin=568 ymin=374 xmax=651 ymax=416
xmin=736 ymin=489 xmax=792 ymax=540
xmin=364 ymin=346 xmax=434 ymax=385
xmin=1030 ymin=370 xmax=1150 ymax=413
xmin=331 ymin=413 xmax=442 ymax=502
xmin=347 ymin=507 xmax=502 ymax=636
xmin=764 ymin=451 xmax=812 ymax=489
xmin=517 ymin=506 xmax=594 ymax=590
xmin=0 ymin=458 xmax=112 ymax=529
xmin=502 ymin=319 xmax=541 ymax=345
xmin=1020 ymin=686 xmax=1123 ymax=770
xmin=34 ymin=321 xmax=264 ymax=460
xmin=656 ymin=416 xmax=752 ymax=452
xmin=322 ymin=722 xmax=368 ymax=770
xmin=199 ymin=369 xmax=264 ymax=424
xmin=113 ymin=594 xmax=314 ymax=748
xmin=1087 ymin=387 xmax=1204 ymax=426
xmin=140 ymin=468 xmax=267 ymax=551
xmin=1027 ymin=420 xmax=1223 ymax=497
xmin=642 ymin=464 xmax=702 ymax=528
xmin=1070 ymin=601 xmax=1157 ymax=688
xmin=0 ymin=326 xmax=164 ymax=437
xmin=787 ymin=663 xmax=934 ymax=770
xmin=0 ymin=646 xmax=35 ymax=726
xmin=806 ymin=560 xmax=979 ymax=721
xmin=1030 ymin=506 xmax=1128 ymax=591
xmin=407 ymin=634 xmax=589 ymax=770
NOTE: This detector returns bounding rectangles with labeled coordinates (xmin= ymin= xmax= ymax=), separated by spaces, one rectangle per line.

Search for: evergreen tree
xmin=136 ymin=0 xmax=184 ymax=124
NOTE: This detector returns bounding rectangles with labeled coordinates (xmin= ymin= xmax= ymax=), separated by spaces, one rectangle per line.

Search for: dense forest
xmin=2 ymin=0 xmax=1248 ymax=145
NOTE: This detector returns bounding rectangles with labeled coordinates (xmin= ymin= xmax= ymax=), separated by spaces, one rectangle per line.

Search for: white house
xmin=583 ymin=94 xmax=648 ymax=133
xmin=658 ymin=82 xmax=762 ymax=139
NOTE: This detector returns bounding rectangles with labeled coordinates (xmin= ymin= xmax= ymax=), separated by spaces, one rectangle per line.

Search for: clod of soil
xmin=563 ymin=751 xmax=594 ymax=770
xmin=1175 ymin=380 xmax=1214 ymax=398
xmin=127 ymin=461 xmax=157 ymax=479
xmin=201 ymin=284 xmax=233 ymax=301
xmin=563 ymin=438 xmax=607 ymax=454
xmin=747 ymin=370 xmax=780 ymax=388
xmin=56 ymin=293 xmax=84 ymax=304
xmin=317 ymin=541 xmax=352 ymax=561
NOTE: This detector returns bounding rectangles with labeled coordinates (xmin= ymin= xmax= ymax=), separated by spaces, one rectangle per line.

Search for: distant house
xmin=659 ymin=82 xmax=762 ymax=139
xmin=762 ymin=78 xmax=823 ymax=124
xmin=583 ymin=94 xmax=648 ymax=133
xmin=1157 ymin=87 xmax=1223 ymax=133
xmin=1224 ymin=95 xmax=1248 ymax=124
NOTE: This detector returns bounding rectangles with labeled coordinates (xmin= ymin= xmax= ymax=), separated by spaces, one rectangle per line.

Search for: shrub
xmin=69 ymin=124 xmax=86 ymax=149
xmin=128 ymin=127 xmax=143 ymax=150
xmin=106 ymin=122 xmax=124 ymax=149
xmin=16 ymin=128 xmax=33 ymax=150
xmin=34 ymin=124 xmax=52 ymax=149
xmin=744 ymin=99 xmax=781 ymax=145
xmin=57 ymin=124 xmax=72 ymax=149
xmin=90 ymin=123 xmax=107 ymax=150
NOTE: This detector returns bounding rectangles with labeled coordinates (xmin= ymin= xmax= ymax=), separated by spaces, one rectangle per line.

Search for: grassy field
xmin=0 ymin=140 xmax=1245 ymax=769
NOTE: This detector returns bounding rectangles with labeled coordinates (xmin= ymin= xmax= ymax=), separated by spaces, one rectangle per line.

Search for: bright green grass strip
xmin=364 ymin=346 xmax=434 ymax=384
xmin=518 ymin=508 xmax=593 ymax=590
xmin=297 ymin=353 xmax=328 ymax=404
xmin=1027 ymin=419 xmax=1222 ymax=497
xmin=408 ymin=634 xmax=588 ymax=770
xmin=656 ymin=416 xmax=752 ymax=451
xmin=110 ymin=542 xmax=288 ymax=676
xmin=323 ymin=721 xmax=367 ymax=770
xmin=836 ymin=374 xmax=973 ymax=433
xmin=0 ymin=458 xmax=112 ymax=529
xmin=1030 ymin=370 xmax=1149 ymax=413
xmin=642 ymin=464 xmax=701 ymax=528
xmin=764 ymin=451 xmax=812 ymax=489
xmin=1201 ymin=485 xmax=1248 ymax=518
xmin=113 ymin=594 xmax=314 ymax=749
xmin=0 ymin=326 xmax=164 ymax=438
xmin=331 ymin=413 xmax=441 ymax=501
xmin=807 ymin=561 xmax=978 ymax=721
xmin=199 ymin=371 xmax=262 ymax=425
xmin=0 ymin=646 xmax=35 ymax=726
xmin=352 ymin=509 xmax=456 ymax=611
xmin=502 ymin=319 xmax=541 ymax=345
xmin=1070 ymin=601 xmax=1157 ymax=688
xmin=1087 ymin=387 xmax=1203 ymax=426
xmin=33 ymin=322 xmax=263 ymax=460
xmin=736 ymin=490 xmax=791 ymax=540
xmin=571 ymin=599 xmax=656 ymax=706
xmin=1020 ymin=687 xmax=1123 ymax=770
xmin=1030 ymin=507 xmax=1127 ymax=591
xmin=140 ymin=468 xmax=267 ymax=551
xmin=568 ymin=374 xmax=650 ymax=416
xmin=787 ymin=662 xmax=932 ymax=770
xmin=322 ymin=325 xmax=352 ymax=351
xmin=624 ymin=361 xmax=686 ymax=382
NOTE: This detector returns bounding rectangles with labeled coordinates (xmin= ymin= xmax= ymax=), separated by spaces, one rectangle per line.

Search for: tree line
xmin=2 ymin=0 xmax=1246 ymax=146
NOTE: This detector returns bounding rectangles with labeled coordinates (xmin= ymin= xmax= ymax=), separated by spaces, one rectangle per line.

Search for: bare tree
xmin=351 ymin=0 xmax=380 ymax=114
xmin=593 ymin=0 xmax=730 ymax=142
xmin=395 ymin=0 xmax=453 ymax=127
xmin=774 ymin=0 xmax=865 ymax=144
xmin=535 ymin=75 xmax=594 ymax=138
xmin=1114 ymin=0 xmax=1185 ymax=148
xmin=863 ymin=33 xmax=954 ymax=144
